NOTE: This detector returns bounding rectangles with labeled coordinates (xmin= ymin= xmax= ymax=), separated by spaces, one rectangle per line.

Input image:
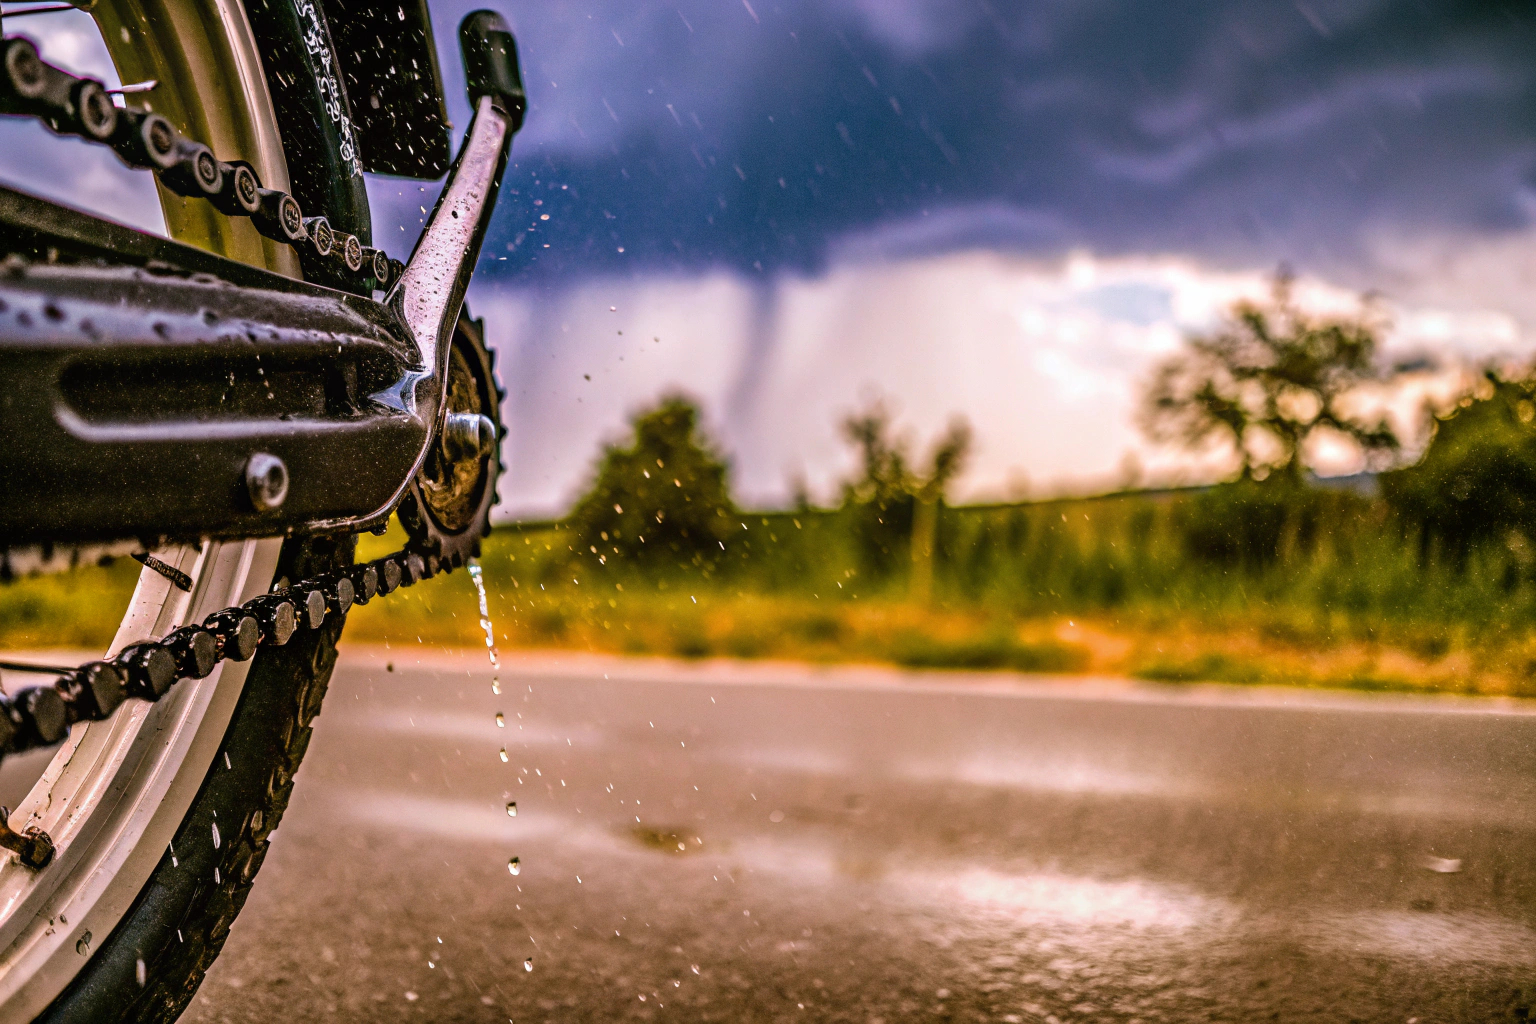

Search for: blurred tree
xmin=568 ymin=395 xmax=735 ymax=565
xmin=839 ymin=401 xmax=972 ymax=597
xmin=1140 ymin=273 xmax=1399 ymax=482
xmin=1381 ymin=371 xmax=1536 ymax=565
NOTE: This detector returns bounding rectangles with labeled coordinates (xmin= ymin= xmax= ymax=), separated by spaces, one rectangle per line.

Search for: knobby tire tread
xmin=37 ymin=535 xmax=355 ymax=1024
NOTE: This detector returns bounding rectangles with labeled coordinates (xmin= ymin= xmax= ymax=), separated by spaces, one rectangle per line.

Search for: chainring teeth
xmin=402 ymin=308 xmax=503 ymax=566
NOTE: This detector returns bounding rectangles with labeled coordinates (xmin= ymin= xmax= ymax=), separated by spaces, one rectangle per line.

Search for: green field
xmin=7 ymin=481 xmax=1536 ymax=698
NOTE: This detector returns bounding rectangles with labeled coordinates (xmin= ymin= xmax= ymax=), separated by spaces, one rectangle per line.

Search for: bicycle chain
xmin=0 ymin=34 xmax=400 ymax=292
xmin=0 ymin=35 xmax=472 ymax=866
xmin=0 ymin=545 xmax=455 ymax=866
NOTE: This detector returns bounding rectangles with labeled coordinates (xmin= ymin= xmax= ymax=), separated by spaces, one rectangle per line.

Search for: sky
xmin=9 ymin=0 xmax=1536 ymax=515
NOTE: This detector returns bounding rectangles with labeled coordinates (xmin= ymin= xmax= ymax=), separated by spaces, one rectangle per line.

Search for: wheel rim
xmin=0 ymin=1 xmax=293 ymax=1015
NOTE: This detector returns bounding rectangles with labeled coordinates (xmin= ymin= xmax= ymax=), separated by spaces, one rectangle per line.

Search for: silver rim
xmin=0 ymin=0 xmax=294 ymax=1014
xmin=0 ymin=539 xmax=281 ymax=1020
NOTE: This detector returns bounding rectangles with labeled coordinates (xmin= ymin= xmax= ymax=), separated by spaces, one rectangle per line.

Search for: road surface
xmin=178 ymin=648 xmax=1536 ymax=1023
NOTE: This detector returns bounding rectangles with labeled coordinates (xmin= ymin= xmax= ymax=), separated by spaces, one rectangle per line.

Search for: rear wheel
xmin=0 ymin=2 xmax=349 ymax=1019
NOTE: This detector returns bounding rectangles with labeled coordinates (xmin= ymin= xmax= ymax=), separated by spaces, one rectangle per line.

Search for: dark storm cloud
xmin=374 ymin=0 xmax=1536 ymax=281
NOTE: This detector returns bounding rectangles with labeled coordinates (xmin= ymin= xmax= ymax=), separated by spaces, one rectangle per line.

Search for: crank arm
xmin=314 ymin=10 xmax=527 ymax=532
xmin=0 ymin=14 xmax=524 ymax=548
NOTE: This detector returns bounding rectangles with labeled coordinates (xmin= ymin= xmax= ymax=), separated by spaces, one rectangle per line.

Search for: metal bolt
xmin=4 ymin=39 xmax=47 ymax=99
xmin=245 ymin=453 xmax=288 ymax=512
xmin=164 ymin=626 xmax=219 ymax=679
xmin=115 ymin=643 xmax=179 ymax=700
xmin=14 ymin=687 xmax=67 ymax=745
xmin=364 ymin=247 xmax=391 ymax=284
xmin=338 ymin=232 xmax=363 ymax=273
xmin=0 ymin=809 xmax=54 ymax=870
xmin=442 ymin=412 xmax=498 ymax=461
xmin=348 ymin=564 xmax=379 ymax=605
xmin=58 ymin=661 xmax=126 ymax=720
xmin=377 ymin=558 xmax=403 ymax=595
xmin=247 ymin=596 xmax=297 ymax=646
xmin=203 ymin=608 xmax=260 ymax=661
xmin=303 ymin=216 xmax=334 ymax=257
xmin=71 ymin=79 xmax=117 ymax=141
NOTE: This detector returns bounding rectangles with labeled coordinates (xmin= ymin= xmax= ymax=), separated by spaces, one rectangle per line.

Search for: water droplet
xmin=492 ymin=678 xmax=501 ymax=695
xmin=508 ymin=857 xmax=521 ymax=875
xmin=499 ymin=748 xmax=509 ymax=762
xmin=75 ymin=931 xmax=91 ymax=955
xmin=211 ymin=821 xmax=221 ymax=848
xmin=404 ymin=991 xmax=418 ymax=1001
xmin=691 ymin=964 xmax=700 ymax=975
xmin=506 ymin=802 xmax=517 ymax=817
xmin=524 ymin=958 xmax=533 ymax=972
xmin=495 ymin=713 xmax=505 ymax=727
xmin=135 ymin=957 xmax=146 ymax=987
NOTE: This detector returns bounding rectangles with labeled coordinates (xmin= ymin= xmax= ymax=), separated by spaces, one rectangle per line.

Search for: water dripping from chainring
xmin=467 ymin=561 xmax=501 ymax=693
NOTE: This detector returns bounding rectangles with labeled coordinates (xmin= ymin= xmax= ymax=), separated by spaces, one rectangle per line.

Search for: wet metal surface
xmin=182 ymin=650 xmax=1536 ymax=1023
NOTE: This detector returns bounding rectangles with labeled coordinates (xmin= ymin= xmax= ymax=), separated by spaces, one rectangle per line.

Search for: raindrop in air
xmin=135 ymin=957 xmax=146 ymax=987
xmin=211 ymin=821 xmax=221 ymax=849
xmin=496 ymin=713 xmax=505 ymax=728
xmin=691 ymin=964 xmax=700 ymax=975
xmin=506 ymin=802 xmax=517 ymax=817
xmin=524 ymin=958 xmax=533 ymax=972
xmin=499 ymin=748 xmax=508 ymax=762
xmin=508 ymin=857 xmax=521 ymax=875
xmin=492 ymin=678 xmax=501 ymax=695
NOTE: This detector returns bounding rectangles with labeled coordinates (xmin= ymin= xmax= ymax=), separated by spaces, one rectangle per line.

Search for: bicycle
xmin=0 ymin=1 xmax=524 ymax=1018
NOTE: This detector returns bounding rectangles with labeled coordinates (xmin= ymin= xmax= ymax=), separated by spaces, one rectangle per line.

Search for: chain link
xmin=0 ymin=546 xmax=451 ymax=769
xmin=0 ymin=35 xmax=463 ymax=837
xmin=0 ymin=34 xmax=402 ymax=292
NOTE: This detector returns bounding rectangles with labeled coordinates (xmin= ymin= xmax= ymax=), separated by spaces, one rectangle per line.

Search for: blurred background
xmin=9 ymin=0 xmax=1536 ymax=696
xmin=7 ymin=4 xmax=1536 ymax=1021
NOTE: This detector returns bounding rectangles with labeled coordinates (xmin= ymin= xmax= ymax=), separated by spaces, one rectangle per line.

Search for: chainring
xmin=398 ymin=307 xmax=506 ymax=568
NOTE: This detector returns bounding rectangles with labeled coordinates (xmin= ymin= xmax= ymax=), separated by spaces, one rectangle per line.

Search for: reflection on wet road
xmin=183 ymin=650 xmax=1536 ymax=1023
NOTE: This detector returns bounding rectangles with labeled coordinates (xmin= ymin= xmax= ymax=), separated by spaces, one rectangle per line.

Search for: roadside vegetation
xmin=10 ymin=277 xmax=1536 ymax=697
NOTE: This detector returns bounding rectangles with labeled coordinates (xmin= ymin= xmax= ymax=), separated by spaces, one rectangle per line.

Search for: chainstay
xmin=0 ymin=544 xmax=448 ymax=855
xmin=0 ymin=34 xmax=397 ymax=292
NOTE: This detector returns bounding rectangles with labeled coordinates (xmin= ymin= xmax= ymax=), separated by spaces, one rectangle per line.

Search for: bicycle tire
xmin=0 ymin=1 xmax=367 ymax=1018
xmin=37 ymin=536 xmax=354 ymax=1024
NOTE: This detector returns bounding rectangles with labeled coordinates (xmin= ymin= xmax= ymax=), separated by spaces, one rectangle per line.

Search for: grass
xmin=9 ymin=487 xmax=1536 ymax=699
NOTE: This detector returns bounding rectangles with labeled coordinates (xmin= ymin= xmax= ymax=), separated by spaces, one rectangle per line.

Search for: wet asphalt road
xmin=179 ymin=648 xmax=1536 ymax=1024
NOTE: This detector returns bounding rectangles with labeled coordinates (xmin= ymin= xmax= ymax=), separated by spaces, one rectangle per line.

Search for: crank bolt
xmin=443 ymin=412 xmax=499 ymax=461
xmin=203 ymin=608 xmax=260 ymax=661
xmin=303 ymin=216 xmax=334 ymax=257
xmin=116 ymin=643 xmax=179 ymax=700
xmin=57 ymin=661 xmax=126 ymax=720
xmin=164 ymin=626 xmax=219 ymax=679
xmin=0 ymin=809 xmax=54 ymax=870
xmin=247 ymin=596 xmax=297 ymax=646
xmin=245 ymin=452 xmax=288 ymax=512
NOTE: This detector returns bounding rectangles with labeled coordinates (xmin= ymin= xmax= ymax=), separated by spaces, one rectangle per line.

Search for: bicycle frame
xmin=0 ymin=7 xmax=524 ymax=549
